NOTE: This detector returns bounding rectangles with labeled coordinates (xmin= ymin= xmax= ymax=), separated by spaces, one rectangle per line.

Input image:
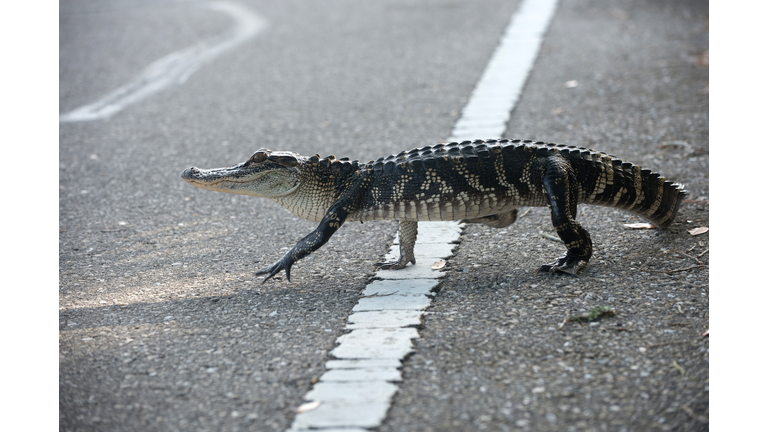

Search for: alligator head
xmin=181 ymin=149 xmax=302 ymax=197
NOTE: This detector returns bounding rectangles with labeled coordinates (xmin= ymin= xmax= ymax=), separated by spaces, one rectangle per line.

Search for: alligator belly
xmin=349 ymin=193 xmax=548 ymax=222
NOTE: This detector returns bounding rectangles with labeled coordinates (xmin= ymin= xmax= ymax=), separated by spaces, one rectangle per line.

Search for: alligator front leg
xmin=375 ymin=220 xmax=417 ymax=270
xmin=537 ymin=158 xmax=593 ymax=275
xmin=256 ymin=203 xmax=349 ymax=283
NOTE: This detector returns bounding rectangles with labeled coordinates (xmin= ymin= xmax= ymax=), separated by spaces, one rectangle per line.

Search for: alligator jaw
xmin=181 ymin=163 xmax=300 ymax=198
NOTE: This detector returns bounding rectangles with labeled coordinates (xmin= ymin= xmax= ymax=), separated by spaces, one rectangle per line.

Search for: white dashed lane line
xmin=59 ymin=1 xmax=267 ymax=123
xmin=291 ymin=0 xmax=561 ymax=430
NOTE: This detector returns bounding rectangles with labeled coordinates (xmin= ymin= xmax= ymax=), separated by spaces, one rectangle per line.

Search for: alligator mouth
xmin=181 ymin=166 xmax=300 ymax=197
xmin=181 ymin=165 xmax=262 ymax=185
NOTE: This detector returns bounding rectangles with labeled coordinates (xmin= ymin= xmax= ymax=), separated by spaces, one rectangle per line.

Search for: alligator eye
xmin=248 ymin=149 xmax=270 ymax=164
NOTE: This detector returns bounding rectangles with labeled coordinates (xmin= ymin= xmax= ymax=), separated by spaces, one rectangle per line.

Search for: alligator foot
xmin=537 ymin=252 xmax=587 ymax=275
xmin=374 ymin=260 xmax=409 ymax=270
xmin=255 ymin=255 xmax=294 ymax=283
xmin=374 ymin=254 xmax=415 ymax=271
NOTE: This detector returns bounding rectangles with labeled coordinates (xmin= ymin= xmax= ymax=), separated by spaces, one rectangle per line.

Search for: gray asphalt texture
xmin=59 ymin=0 xmax=708 ymax=431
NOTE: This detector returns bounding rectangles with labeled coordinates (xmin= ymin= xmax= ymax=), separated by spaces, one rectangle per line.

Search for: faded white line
xmin=59 ymin=1 xmax=267 ymax=123
xmin=288 ymin=0 xmax=560 ymax=430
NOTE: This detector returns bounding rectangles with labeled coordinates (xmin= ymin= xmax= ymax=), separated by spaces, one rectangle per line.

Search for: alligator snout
xmin=181 ymin=167 xmax=201 ymax=180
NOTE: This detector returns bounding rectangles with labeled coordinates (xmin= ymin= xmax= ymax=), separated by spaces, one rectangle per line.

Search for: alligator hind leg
xmin=375 ymin=220 xmax=417 ymax=270
xmin=538 ymin=158 xmax=593 ymax=275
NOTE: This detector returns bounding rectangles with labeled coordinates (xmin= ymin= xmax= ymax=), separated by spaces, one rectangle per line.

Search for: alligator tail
xmin=570 ymin=149 xmax=688 ymax=228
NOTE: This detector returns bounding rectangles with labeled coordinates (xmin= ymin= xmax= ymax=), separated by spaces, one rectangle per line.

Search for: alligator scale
xmin=182 ymin=139 xmax=687 ymax=282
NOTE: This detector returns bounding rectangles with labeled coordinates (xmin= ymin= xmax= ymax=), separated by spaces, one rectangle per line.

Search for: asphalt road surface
xmin=59 ymin=0 xmax=709 ymax=431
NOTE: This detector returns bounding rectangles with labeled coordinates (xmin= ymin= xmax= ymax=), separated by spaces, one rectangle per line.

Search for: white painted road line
xmin=287 ymin=223 xmax=460 ymax=432
xmin=450 ymin=0 xmax=559 ymax=143
xmin=59 ymin=1 xmax=267 ymax=123
xmin=287 ymin=1 xmax=560 ymax=430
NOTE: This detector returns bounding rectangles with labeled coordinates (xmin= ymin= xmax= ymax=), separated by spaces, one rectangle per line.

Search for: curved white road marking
xmin=59 ymin=1 xmax=267 ymax=123
xmin=288 ymin=0 xmax=561 ymax=430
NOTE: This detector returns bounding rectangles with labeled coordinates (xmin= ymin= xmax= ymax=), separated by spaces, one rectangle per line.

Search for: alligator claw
xmin=255 ymin=256 xmax=293 ymax=283
xmin=373 ymin=252 xmax=415 ymax=271
xmin=536 ymin=252 xmax=586 ymax=276
xmin=373 ymin=260 xmax=409 ymax=271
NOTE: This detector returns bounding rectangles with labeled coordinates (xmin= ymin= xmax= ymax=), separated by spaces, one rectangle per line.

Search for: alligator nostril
xmin=181 ymin=167 xmax=200 ymax=179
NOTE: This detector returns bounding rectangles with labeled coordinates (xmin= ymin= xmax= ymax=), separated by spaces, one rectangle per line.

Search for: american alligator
xmin=181 ymin=139 xmax=687 ymax=282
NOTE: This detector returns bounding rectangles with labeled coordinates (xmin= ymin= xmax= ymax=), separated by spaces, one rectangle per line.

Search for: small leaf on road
xmin=697 ymin=49 xmax=708 ymax=66
xmin=297 ymin=401 xmax=321 ymax=413
xmin=560 ymin=305 xmax=616 ymax=328
xmin=432 ymin=260 xmax=446 ymax=270
xmin=688 ymin=227 xmax=708 ymax=236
